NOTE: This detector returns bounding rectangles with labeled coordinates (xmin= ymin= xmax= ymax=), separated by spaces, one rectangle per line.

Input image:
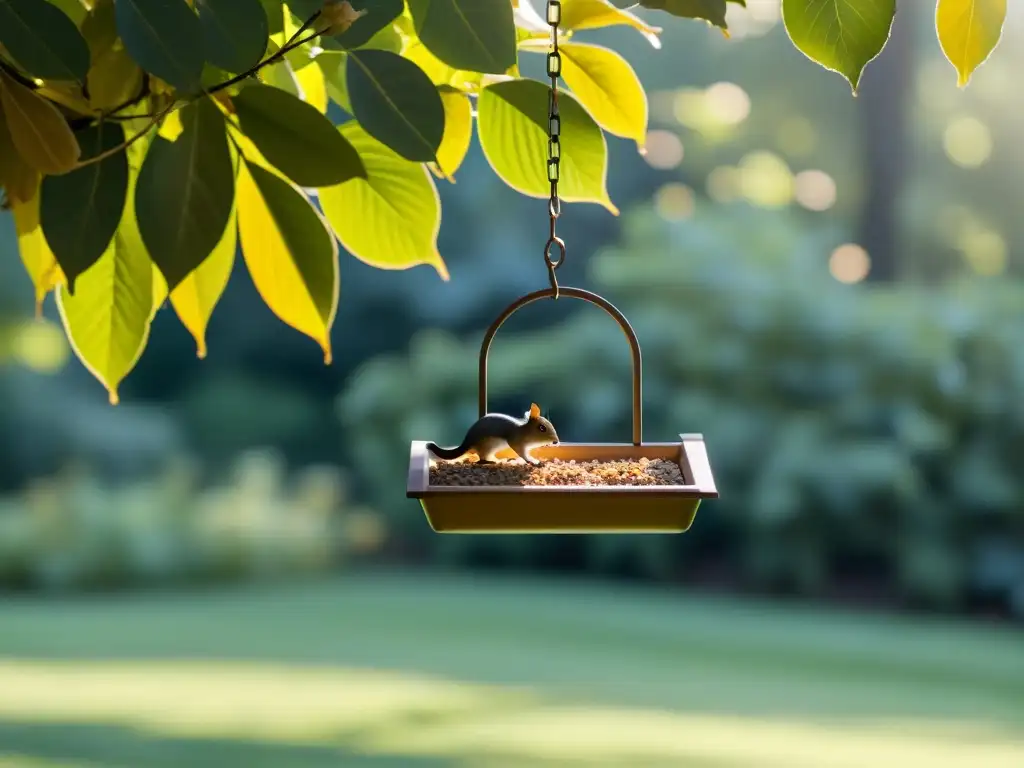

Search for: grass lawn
xmin=0 ymin=569 xmax=1022 ymax=767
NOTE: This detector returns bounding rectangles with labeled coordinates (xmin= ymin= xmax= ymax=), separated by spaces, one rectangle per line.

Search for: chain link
xmin=544 ymin=0 xmax=564 ymax=298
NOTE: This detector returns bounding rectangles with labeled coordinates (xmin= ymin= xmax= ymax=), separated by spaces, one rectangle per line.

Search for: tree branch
xmin=72 ymin=102 xmax=177 ymax=170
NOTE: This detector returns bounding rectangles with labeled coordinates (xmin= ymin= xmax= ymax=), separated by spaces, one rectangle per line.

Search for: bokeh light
xmin=654 ymin=182 xmax=695 ymax=221
xmin=958 ymin=227 xmax=1007 ymax=276
xmin=738 ymin=151 xmax=794 ymax=207
xmin=706 ymin=165 xmax=741 ymax=203
xmin=704 ymin=82 xmax=751 ymax=126
xmin=776 ymin=116 xmax=818 ymax=157
xmin=794 ymin=169 xmax=837 ymax=211
xmin=10 ymin=319 xmax=69 ymax=374
xmin=943 ymin=116 xmax=992 ymax=168
xmin=643 ymin=129 xmax=684 ymax=170
xmin=829 ymin=244 xmax=871 ymax=284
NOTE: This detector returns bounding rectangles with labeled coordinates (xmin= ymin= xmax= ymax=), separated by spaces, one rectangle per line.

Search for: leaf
xmin=48 ymin=0 xmax=88 ymax=26
xmin=87 ymin=46 xmax=144 ymax=111
xmin=0 ymin=72 xmax=80 ymax=174
xmin=292 ymin=0 xmax=403 ymax=49
xmin=560 ymin=0 xmax=663 ymax=48
xmin=553 ymin=42 xmax=647 ymax=148
xmin=0 ymin=99 xmax=38 ymax=205
xmin=40 ymin=122 xmax=128 ymax=294
xmin=196 ymin=0 xmax=269 ymax=74
xmin=407 ymin=0 xmax=516 ymax=74
xmin=232 ymin=83 xmax=366 ymax=186
xmin=782 ymin=0 xmax=895 ymax=93
xmin=346 ymin=49 xmax=445 ymax=162
xmin=80 ymin=0 xmax=117 ymax=55
xmin=170 ymin=203 xmax=237 ymax=358
xmin=56 ymin=167 xmax=155 ymax=404
xmin=295 ymin=58 xmax=328 ymax=112
xmin=115 ymin=0 xmax=205 ymax=92
xmin=237 ymin=159 xmax=338 ymax=361
xmin=259 ymin=0 xmax=284 ymax=35
xmin=936 ymin=0 xmax=1006 ymax=88
xmin=135 ymin=98 xmax=235 ymax=291
xmin=635 ymin=0 xmax=728 ymax=31
xmin=435 ymin=86 xmax=471 ymax=177
xmin=0 ymin=0 xmax=91 ymax=81
xmin=477 ymin=78 xmax=616 ymax=213
xmin=12 ymin=190 xmax=64 ymax=314
xmin=317 ymin=52 xmax=352 ymax=113
xmin=319 ymin=122 xmax=447 ymax=280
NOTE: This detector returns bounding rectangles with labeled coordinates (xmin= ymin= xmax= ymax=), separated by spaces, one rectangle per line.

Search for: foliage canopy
xmin=0 ymin=0 xmax=1009 ymax=401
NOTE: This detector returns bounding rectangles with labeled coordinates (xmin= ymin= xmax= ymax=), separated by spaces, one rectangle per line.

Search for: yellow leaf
xmin=170 ymin=206 xmax=237 ymax=358
xmin=11 ymin=191 xmax=64 ymax=316
xmin=560 ymin=0 xmax=663 ymax=48
xmin=0 ymin=72 xmax=81 ymax=174
xmin=434 ymin=87 xmax=472 ymax=178
xmin=295 ymin=61 xmax=328 ymax=113
xmin=320 ymin=122 xmax=448 ymax=281
xmin=0 ymin=100 xmax=39 ymax=206
xmin=237 ymin=160 xmax=339 ymax=361
xmin=936 ymin=0 xmax=1006 ymax=87
xmin=555 ymin=42 xmax=648 ymax=148
xmin=88 ymin=46 xmax=144 ymax=111
xmin=56 ymin=177 xmax=154 ymax=404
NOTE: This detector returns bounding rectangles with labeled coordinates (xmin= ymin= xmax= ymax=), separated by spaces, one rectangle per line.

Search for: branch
xmin=72 ymin=102 xmax=177 ymax=170
xmin=205 ymin=21 xmax=323 ymax=98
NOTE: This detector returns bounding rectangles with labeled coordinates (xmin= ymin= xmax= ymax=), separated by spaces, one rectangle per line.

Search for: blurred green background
xmin=2 ymin=3 xmax=1023 ymax=766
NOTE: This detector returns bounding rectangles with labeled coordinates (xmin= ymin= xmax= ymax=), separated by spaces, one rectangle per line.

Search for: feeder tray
xmin=407 ymin=287 xmax=718 ymax=534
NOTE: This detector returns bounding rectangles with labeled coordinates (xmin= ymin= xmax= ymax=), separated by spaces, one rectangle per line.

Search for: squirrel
xmin=426 ymin=403 xmax=559 ymax=466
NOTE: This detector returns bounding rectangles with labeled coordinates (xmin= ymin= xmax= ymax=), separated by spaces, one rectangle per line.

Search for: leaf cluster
xmin=0 ymin=0 xmax=1008 ymax=401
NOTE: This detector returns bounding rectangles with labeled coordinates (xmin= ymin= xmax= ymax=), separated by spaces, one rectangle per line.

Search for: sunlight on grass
xmin=0 ymin=660 xmax=1022 ymax=768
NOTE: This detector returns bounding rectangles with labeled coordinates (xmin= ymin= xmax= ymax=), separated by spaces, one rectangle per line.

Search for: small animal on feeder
xmin=426 ymin=403 xmax=559 ymax=466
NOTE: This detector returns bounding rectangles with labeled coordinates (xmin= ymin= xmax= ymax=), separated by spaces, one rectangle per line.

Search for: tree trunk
xmin=857 ymin=6 xmax=916 ymax=282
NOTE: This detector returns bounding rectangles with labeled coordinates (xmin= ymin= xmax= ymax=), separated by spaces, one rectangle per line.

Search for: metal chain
xmin=544 ymin=0 xmax=565 ymax=299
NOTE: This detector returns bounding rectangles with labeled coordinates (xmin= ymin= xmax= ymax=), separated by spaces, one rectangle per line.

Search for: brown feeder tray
xmin=407 ymin=287 xmax=719 ymax=534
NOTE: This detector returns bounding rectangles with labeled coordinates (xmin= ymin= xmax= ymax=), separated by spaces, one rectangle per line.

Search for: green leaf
xmin=170 ymin=203 xmax=237 ymax=358
xmin=782 ymin=0 xmax=895 ymax=93
xmin=435 ymin=86 xmax=472 ymax=177
xmin=238 ymin=159 xmax=339 ymax=362
xmin=56 ymin=167 xmax=155 ymax=405
xmin=292 ymin=0 xmax=403 ymax=49
xmin=346 ymin=49 xmax=445 ymax=162
xmin=196 ymin=0 xmax=269 ymax=74
xmin=936 ymin=0 xmax=1006 ymax=88
xmin=477 ymin=78 xmax=616 ymax=213
xmin=552 ymin=41 xmax=648 ymax=148
xmin=319 ymin=121 xmax=447 ymax=280
xmin=115 ymin=0 xmax=205 ymax=92
xmin=0 ymin=0 xmax=90 ymax=81
xmin=0 ymin=72 xmax=80 ymax=175
xmin=407 ymin=0 xmax=516 ymax=74
xmin=232 ymin=83 xmax=366 ymax=186
xmin=317 ymin=52 xmax=352 ymax=113
xmin=80 ymin=0 xmax=117 ymax=55
xmin=87 ymin=47 xmax=144 ymax=111
xmin=633 ymin=0 xmax=728 ymax=31
xmin=40 ymin=122 xmax=128 ymax=294
xmin=48 ymin=0 xmax=88 ymax=26
xmin=135 ymin=98 xmax=235 ymax=291
xmin=259 ymin=0 xmax=283 ymax=35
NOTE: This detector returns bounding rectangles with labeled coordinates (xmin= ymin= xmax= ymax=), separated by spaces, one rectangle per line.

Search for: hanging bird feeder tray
xmin=407 ymin=287 xmax=718 ymax=534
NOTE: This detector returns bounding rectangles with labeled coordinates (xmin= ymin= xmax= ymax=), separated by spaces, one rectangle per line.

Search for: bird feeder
xmin=407 ymin=287 xmax=719 ymax=534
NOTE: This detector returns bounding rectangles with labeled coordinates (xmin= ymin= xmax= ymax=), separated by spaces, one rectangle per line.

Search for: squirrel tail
xmin=426 ymin=441 xmax=469 ymax=460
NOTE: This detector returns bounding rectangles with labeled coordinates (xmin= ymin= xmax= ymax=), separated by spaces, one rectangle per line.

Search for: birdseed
xmin=429 ymin=457 xmax=686 ymax=487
